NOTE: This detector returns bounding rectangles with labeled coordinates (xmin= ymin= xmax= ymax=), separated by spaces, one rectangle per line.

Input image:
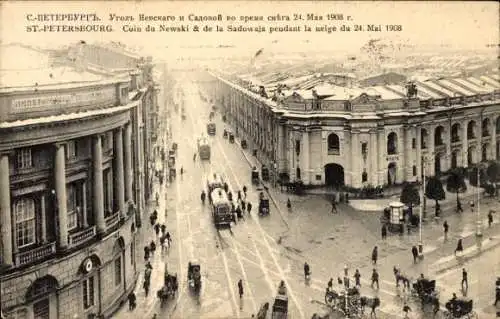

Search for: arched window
xmin=482 ymin=144 xmax=488 ymax=162
xmin=482 ymin=118 xmax=490 ymax=137
xmin=434 ymin=126 xmax=445 ymax=146
xmin=15 ymin=198 xmax=36 ymax=248
xmin=421 ymin=129 xmax=428 ymax=149
xmin=451 ymin=123 xmax=460 ymax=143
xmin=327 ymin=133 xmax=340 ymax=155
xmin=467 ymin=121 xmax=476 ymax=139
xmin=387 ymin=132 xmax=398 ymax=155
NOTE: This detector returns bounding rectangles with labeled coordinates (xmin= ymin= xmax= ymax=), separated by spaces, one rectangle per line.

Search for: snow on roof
xmin=0 ymin=101 xmax=139 ymax=129
xmin=414 ymin=82 xmax=446 ymax=99
xmin=437 ymin=79 xmax=476 ymax=96
xmin=369 ymin=86 xmax=404 ymax=100
xmin=323 ymin=87 xmax=364 ymax=101
xmin=451 ymin=78 xmax=492 ymax=94
xmin=421 ymin=81 xmax=455 ymax=97
xmin=479 ymin=76 xmax=500 ymax=88
xmin=210 ymin=188 xmax=230 ymax=206
xmin=466 ymin=77 xmax=497 ymax=90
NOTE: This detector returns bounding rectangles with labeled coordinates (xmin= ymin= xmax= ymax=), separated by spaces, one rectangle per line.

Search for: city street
xmin=117 ymin=73 xmax=500 ymax=319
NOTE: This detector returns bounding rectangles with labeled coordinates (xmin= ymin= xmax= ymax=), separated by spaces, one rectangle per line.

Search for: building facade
xmin=0 ymin=44 xmax=157 ymax=319
xmin=205 ymin=71 xmax=500 ymax=188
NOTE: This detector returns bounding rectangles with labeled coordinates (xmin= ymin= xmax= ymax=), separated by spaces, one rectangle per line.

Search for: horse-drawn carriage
xmin=157 ymin=270 xmax=178 ymax=307
xmin=444 ymin=297 xmax=477 ymax=319
xmin=411 ymin=277 xmax=439 ymax=306
xmin=188 ymin=262 xmax=201 ymax=292
xmin=251 ymin=167 xmax=260 ymax=185
xmin=324 ymin=287 xmax=361 ymax=313
xmin=259 ymin=193 xmax=270 ymax=216
xmin=241 ymin=139 xmax=248 ymax=149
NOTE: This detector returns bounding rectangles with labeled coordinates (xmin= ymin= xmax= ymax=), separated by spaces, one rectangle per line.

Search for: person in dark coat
xmin=455 ymin=238 xmax=464 ymax=255
xmin=461 ymin=268 xmax=468 ymax=293
xmin=237 ymin=190 xmax=242 ymax=201
xmin=371 ymin=269 xmax=379 ymax=289
xmin=371 ymin=246 xmax=378 ymax=265
xmin=149 ymin=240 xmax=156 ymax=254
xmin=381 ymin=225 xmax=387 ymax=240
xmin=144 ymin=246 xmax=150 ymax=261
xmin=443 ymin=221 xmax=449 ymax=240
xmin=161 ymin=224 xmax=166 ymax=235
xmin=488 ymin=210 xmax=494 ymax=227
xmin=247 ymin=202 xmax=252 ymax=214
xmin=236 ymin=205 xmax=242 ymax=219
xmin=241 ymin=200 xmax=246 ymax=211
xmin=242 ymin=185 xmax=247 ymax=196
xmin=128 ymin=291 xmax=137 ymax=310
xmin=154 ymin=223 xmax=160 ymax=236
xmin=494 ymin=277 xmax=500 ymax=306
xmin=304 ymin=262 xmax=311 ymax=280
xmin=412 ymin=245 xmax=419 ymax=263
xmin=354 ymin=269 xmax=361 ymax=287
xmin=238 ymin=279 xmax=244 ymax=298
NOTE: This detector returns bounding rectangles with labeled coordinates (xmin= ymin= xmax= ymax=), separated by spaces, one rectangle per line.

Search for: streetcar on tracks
xmin=210 ymin=188 xmax=235 ymax=227
xmin=197 ymin=136 xmax=211 ymax=160
xmin=206 ymin=173 xmax=225 ymax=197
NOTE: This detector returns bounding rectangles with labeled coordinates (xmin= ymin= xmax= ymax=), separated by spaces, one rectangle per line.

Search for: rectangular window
xmin=412 ymin=138 xmax=416 ymax=149
xmin=16 ymin=148 xmax=32 ymax=169
xmin=33 ymin=298 xmax=50 ymax=319
xmin=65 ymin=140 xmax=77 ymax=160
xmin=315 ymin=175 xmax=322 ymax=181
xmin=83 ymin=276 xmax=95 ymax=309
xmin=114 ymin=257 xmax=122 ymax=286
xmin=130 ymin=241 xmax=135 ymax=265
xmin=413 ymin=165 xmax=417 ymax=176
xmin=66 ymin=184 xmax=78 ymax=230
xmin=15 ymin=198 xmax=36 ymax=248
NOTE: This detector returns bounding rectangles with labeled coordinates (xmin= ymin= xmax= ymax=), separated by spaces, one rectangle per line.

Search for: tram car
xmin=210 ymin=188 xmax=235 ymax=227
xmin=197 ymin=136 xmax=211 ymax=160
xmin=251 ymin=167 xmax=260 ymax=185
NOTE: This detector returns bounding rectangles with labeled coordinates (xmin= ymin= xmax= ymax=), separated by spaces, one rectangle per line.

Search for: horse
xmin=393 ymin=267 xmax=410 ymax=290
xmin=256 ymin=302 xmax=269 ymax=319
xmin=360 ymin=296 xmax=381 ymax=318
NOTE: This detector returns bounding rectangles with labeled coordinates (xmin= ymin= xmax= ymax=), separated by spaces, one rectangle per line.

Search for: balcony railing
xmin=15 ymin=242 xmax=56 ymax=266
xmin=327 ymin=148 xmax=340 ymax=155
xmin=105 ymin=212 xmax=120 ymax=230
xmin=68 ymin=226 xmax=97 ymax=248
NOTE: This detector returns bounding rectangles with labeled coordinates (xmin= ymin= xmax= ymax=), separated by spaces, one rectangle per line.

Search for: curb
xmin=234 ymin=139 xmax=290 ymax=230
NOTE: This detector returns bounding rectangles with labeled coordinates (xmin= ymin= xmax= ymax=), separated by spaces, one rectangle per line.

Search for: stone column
xmin=82 ymin=182 xmax=88 ymax=228
xmin=462 ymin=124 xmax=468 ymax=167
xmin=54 ymin=143 xmax=68 ymax=249
xmin=288 ymin=130 xmax=295 ymax=180
xmin=427 ymin=125 xmax=435 ymax=176
xmin=404 ymin=126 xmax=412 ymax=181
xmin=114 ymin=128 xmax=126 ymax=218
xmin=351 ymin=131 xmax=359 ymax=187
xmin=377 ymin=129 xmax=386 ymax=185
xmin=124 ymin=124 xmax=133 ymax=203
xmin=0 ymin=154 xmax=13 ymax=265
xmin=370 ymin=132 xmax=378 ymax=185
xmin=415 ymin=127 xmax=422 ymax=180
xmin=278 ymin=124 xmax=284 ymax=171
xmin=302 ymin=130 xmax=310 ymax=184
xmin=93 ymin=135 xmax=105 ymax=234
xmin=40 ymin=195 xmax=47 ymax=243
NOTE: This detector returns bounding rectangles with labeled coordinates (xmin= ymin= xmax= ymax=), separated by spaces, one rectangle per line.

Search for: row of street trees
xmin=400 ymin=161 xmax=500 ymax=217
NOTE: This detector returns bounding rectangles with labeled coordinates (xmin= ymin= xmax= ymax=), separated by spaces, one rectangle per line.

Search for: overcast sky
xmin=1 ymin=1 xmax=498 ymax=56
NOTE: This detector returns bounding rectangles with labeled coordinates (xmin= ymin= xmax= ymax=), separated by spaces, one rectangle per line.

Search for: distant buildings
xmin=0 ymin=43 xmax=160 ymax=319
xmin=205 ymin=70 xmax=500 ymax=189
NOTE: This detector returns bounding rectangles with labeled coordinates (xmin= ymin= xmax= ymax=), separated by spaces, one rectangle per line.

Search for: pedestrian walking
xmin=371 ymin=246 xmax=378 ymax=265
xmin=128 ymin=291 xmax=136 ymax=310
xmin=462 ymin=268 xmax=468 ymax=293
xmin=381 ymin=224 xmax=387 ymax=240
xmin=454 ymin=238 xmax=464 ymax=256
xmin=443 ymin=221 xmax=449 ymax=240
xmin=304 ymin=262 xmax=311 ymax=280
xmin=238 ymin=279 xmax=244 ymax=298
xmin=247 ymin=202 xmax=252 ymax=214
xmin=149 ymin=240 xmax=156 ymax=255
xmin=412 ymin=245 xmax=419 ymax=263
xmin=402 ymin=303 xmax=411 ymax=319
xmin=161 ymin=224 xmax=166 ymax=235
xmin=456 ymin=200 xmax=463 ymax=213
xmin=144 ymin=246 xmax=150 ymax=261
xmin=154 ymin=223 xmax=160 ymax=237
xmin=243 ymin=185 xmax=247 ymax=197
xmin=143 ymin=278 xmax=150 ymax=297
xmin=237 ymin=190 xmax=242 ymax=201
xmin=160 ymin=235 xmax=166 ymax=250
xmin=354 ymin=269 xmax=361 ymax=287
xmin=488 ymin=210 xmax=494 ymax=227
xmin=156 ymin=192 xmax=159 ymax=206
xmin=494 ymin=277 xmax=500 ymax=306
xmin=407 ymin=223 xmax=411 ymax=235
xmin=330 ymin=200 xmax=337 ymax=214
xmin=165 ymin=232 xmax=172 ymax=248
xmin=241 ymin=200 xmax=246 ymax=211
xmin=327 ymin=278 xmax=333 ymax=291
xmin=370 ymin=268 xmax=379 ymax=289
xmin=469 ymin=200 xmax=475 ymax=213
xmin=287 ymin=198 xmax=292 ymax=210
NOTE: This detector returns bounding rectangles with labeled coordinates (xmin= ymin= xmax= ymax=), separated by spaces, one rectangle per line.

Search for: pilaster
xmin=54 ymin=143 xmax=68 ymax=249
xmin=114 ymin=128 xmax=126 ymax=218
xmin=0 ymin=154 xmax=13 ymax=265
xmin=93 ymin=135 xmax=105 ymax=234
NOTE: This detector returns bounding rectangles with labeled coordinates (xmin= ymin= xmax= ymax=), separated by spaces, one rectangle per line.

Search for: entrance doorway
xmin=324 ymin=163 xmax=344 ymax=188
xmin=387 ymin=162 xmax=397 ymax=185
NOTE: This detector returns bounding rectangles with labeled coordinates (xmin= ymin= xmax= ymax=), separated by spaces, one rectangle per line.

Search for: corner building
xmin=205 ymin=72 xmax=500 ymax=188
xmin=0 ymin=45 xmax=153 ymax=319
